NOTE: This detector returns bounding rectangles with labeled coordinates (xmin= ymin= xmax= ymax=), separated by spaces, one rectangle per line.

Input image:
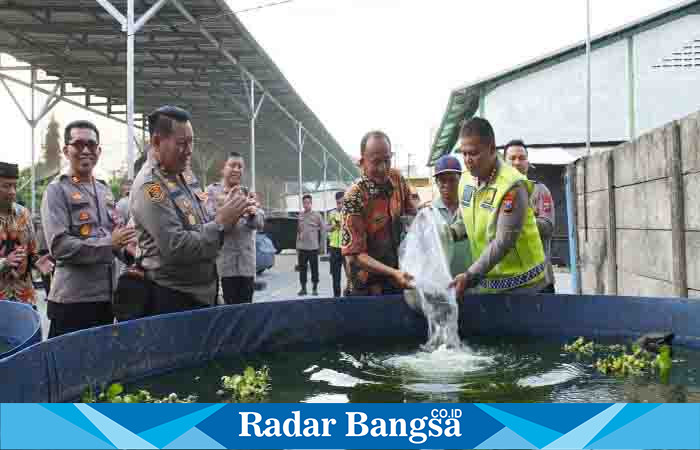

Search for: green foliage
xmin=108 ymin=171 xmax=128 ymax=201
xmin=16 ymin=166 xmax=51 ymax=209
xmin=220 ymin=366 xmax=270 ymax=402
xmin=81 ymin=383 xmax=197 ymax=404
xmin=563 ymin=336 xmax=594 ymax=355
xmin=563 ymin=338 xmax=673 ymax=378
xmin=80 ymin=366 xmax=270 ymax=403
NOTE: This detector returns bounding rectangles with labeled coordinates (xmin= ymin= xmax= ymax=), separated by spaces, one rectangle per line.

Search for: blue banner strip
xmin=1 ymin=403 xmax=699 ymax=449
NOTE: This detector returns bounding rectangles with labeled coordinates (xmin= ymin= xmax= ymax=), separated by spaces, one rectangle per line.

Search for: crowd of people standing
xmin=0 ymin=106 xmax=556 ymax=338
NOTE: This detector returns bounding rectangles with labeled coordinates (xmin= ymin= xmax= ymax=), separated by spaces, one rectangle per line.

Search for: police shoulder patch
xmin=144 ymin=182 xmax=165 ymax=203
xmin=502 ymin=190 xmax=516 ymax=214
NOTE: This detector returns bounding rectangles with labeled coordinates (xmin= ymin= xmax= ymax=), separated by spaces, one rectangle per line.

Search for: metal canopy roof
xmin=428 ymin=0 xmax=700 ymax=166
xmin=0 ymin=0 xmax=360 ymax=184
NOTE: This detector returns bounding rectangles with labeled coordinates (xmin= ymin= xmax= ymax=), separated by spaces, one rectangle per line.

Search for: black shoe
xmin=298 ymin=288 xmax=307 ymax=296
xmin=312 ymin=286 xmax=318 ymax=296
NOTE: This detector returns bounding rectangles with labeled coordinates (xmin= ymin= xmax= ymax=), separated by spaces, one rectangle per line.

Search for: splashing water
xmin=414 ymin=282 xmax=462 ymax=351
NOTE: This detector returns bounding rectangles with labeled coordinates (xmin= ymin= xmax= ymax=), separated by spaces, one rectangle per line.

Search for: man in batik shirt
xmin=0 ymin=162 xmax=53 ymax=305
xmin=341 ymin=131 xmax=416 ymax=296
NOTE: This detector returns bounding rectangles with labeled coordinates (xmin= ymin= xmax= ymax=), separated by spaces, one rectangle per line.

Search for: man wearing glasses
xmin=503 ymin=140 xmax=556 ymax=293
xmin=41 ymin=120 xmax=136 ymax=337
xmin=130 ymin=106 xmax=250 ymax=315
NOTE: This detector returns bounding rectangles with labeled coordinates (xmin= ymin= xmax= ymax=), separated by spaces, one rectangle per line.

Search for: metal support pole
xmin=247 ymin=76 xmax=266 ymax=195
xmin=322 ymin=151 xmax=328 ymax=255
xmin=142 ymin=116 xmax=147 ymax=151
xmin=133 ymin=0 xmax=170 ymax=33
xmin=250 ymin=79 xmax=256 ymax=194
xmin=30 ymin=68 xmax=35 ymax=215
xmin=297 ymin=123 xmax=305 ymax=213
xmin=126 ymin=0 xmax=136 ymax=180
xmin=586 ymin=0 xmax=592 ymax=156
xmin=95 ymin=0 xmax=127 ymax=30
xmin=565 ymin=166 xmax=580 ymax=294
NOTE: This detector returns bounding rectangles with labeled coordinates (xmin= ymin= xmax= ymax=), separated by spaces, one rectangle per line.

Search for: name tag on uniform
xmin=480 ymin=187 xmax=497 ymax=211
xmin=461 ymin=185 xmax=474 ymax=207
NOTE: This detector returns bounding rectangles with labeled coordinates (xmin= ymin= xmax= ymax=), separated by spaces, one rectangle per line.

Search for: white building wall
xmin=480 ymin=13 xmax=700 ymax=146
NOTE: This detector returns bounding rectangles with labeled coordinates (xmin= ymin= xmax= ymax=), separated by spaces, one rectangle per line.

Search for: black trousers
xmin=47 ymin=301 xmax=113 ymax=338
xmin=221 ymin=276 xmax=254 ymax=304
xmin=329 ymin=247 xmax=344 ymax=297
xmin=41 ymin=274 xmax=52 ymax=296
xmin=147 ymin=282 xmax=211 ymax=316
xmin=298 ymin=249 xmax=319 ymax=287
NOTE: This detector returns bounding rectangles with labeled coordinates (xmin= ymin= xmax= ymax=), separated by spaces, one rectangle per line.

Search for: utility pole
xmin=407 ymin=153 xmax=413 ymax=179
xmin=586 ymin=0 xmax=592 ymax=156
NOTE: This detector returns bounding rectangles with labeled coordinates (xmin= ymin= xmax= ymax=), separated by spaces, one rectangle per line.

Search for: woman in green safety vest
xmin=450 ymin=117 xmax=546 ymax=296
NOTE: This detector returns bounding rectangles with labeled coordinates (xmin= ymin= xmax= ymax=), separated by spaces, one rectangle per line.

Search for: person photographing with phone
xmin=206 ymin=152 xmax=263 ymax=304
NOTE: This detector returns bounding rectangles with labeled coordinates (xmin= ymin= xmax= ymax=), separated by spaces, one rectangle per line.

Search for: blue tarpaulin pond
xmin=0 ymin=294 xmax=698 ymax=403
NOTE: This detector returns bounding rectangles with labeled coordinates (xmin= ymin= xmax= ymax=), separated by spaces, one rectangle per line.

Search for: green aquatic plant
xmin=563 ymin=338 xmax=673 ymax=378
xmin=563 ymin=337 xmax=594 ymax=355
xmin=595 ymin=350 xmax=655 ymax=376
xmin=595 ymin=343 xmax=673 ymax=377
xmin=80 ymin=383 xmax=197 ymax=404
xmin=656 ymin=345 xmax=673 ymax=384
xmin=221 ymin=366 xmax=270 ymax=402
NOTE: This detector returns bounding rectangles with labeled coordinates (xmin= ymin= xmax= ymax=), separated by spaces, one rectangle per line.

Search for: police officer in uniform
xmin=503 ymin=139 xmax=557 ymax=293
xmin=130 ymin=106 xmax=249 ymax=315
xmin=41 ymin=120 xmax=135 ymax=337
xmin=450 ymin=118 xmax=546 ymax=296
xmin=206 ymin=152 xmax=264 ymax=304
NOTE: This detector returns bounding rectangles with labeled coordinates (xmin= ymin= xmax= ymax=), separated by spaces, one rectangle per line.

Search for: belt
xmin=479 ymin=262 xmax=545 ymax=291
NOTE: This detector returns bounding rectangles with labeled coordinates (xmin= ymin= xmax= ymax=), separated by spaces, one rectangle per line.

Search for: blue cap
xmin=434 ymin=155 xmax=462 ymax=176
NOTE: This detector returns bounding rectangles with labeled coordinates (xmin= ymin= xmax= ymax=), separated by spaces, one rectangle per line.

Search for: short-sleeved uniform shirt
xmin=341 ymin=169 xmax=416 ymax=294
xmin=531 ymin=181 xmax=555 ymax=286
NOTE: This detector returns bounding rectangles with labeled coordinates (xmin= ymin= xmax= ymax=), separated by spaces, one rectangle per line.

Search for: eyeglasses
xmin=68 ymin=140 xmax=99 ymax=153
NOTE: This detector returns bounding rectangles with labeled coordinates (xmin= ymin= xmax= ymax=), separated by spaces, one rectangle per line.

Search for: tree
xmin=43 ymin=115 xmax=62 ymax=175
xmin=16 ymin=166 xmax=51 ymax=212
xmin=108 ymin=169 xmax=128 ymax=201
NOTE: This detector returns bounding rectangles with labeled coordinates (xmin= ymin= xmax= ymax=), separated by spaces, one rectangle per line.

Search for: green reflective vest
xmin=459 ymin=163 xmax=546 ymax=293
xmin=328 ymin=209 xmax=342 ymax=248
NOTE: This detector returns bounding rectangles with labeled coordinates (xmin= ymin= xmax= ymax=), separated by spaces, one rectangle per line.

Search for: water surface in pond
xmin=129 ymin=336 xmax=700 ymax=403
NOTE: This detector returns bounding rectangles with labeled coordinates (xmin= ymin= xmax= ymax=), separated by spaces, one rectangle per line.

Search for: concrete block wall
xmin=573 ymin=110 xmax=700 ymax=297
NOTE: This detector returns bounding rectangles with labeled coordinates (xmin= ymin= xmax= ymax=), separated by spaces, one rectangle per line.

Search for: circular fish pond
xmin=114 ymin=336 xmax=700 ymax=404
xmin=0 ymin=300 xmax=42 ymax=360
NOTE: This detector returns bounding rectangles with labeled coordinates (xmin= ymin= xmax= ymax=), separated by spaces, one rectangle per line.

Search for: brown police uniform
xmin=130 ymin=156 xmax=221 ymax=315
xmin=41 ymin=171 xmax=123 ymax=337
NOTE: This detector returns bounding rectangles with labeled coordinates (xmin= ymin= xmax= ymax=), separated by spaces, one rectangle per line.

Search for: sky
xmin=0 ymin=0 xmax=684 ymax=180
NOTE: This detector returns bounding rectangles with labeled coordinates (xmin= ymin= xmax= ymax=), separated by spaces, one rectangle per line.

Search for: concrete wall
xmin=573 ymin=110 xmax=700 ymax=297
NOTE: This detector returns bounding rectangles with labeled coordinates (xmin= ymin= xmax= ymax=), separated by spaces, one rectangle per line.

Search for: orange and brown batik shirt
xmin=0 ymin=203 xmax=39 ymax=305
xmin=341 ymin=169 xmax=416 ymax=295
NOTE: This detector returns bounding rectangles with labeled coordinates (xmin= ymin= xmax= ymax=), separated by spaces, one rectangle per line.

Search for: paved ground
xmin=254 ymin=252 xmax=347 ymax=302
